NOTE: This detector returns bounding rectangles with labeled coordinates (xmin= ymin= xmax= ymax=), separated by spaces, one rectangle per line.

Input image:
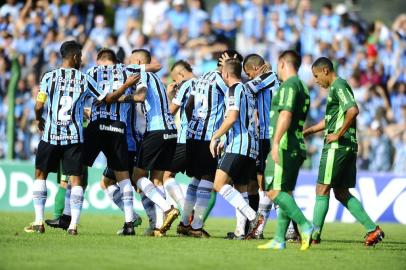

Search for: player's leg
xmin=334 ymin=188 xmax=384 ymax=246
xmin=163 ymin=143 xmax=187 ymax=211
xmin=312 ymin=183 xmax=331 ymax=243
xmin=25 ymin=141 xmax=60 ymax=233
xmin=63 ymin=143 xmax=86 ymax=235
xmin=255 ymin=139 xmax=272 ymax=238
xmin=259 ymin=150 xmax=312 ymax=250
xmin=214 ymin=154 xmax=263 ymax=239
xmin=203 ymin=190 xmax=216 ymax=222
xmin=230 ymin=183 xmax=249 ymax=239
xmin=54 ymin=162 xmax=67 ymax=218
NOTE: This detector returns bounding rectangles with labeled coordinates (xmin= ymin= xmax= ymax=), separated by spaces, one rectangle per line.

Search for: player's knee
xmin=333 ymin=189 xmax=349 ymax=203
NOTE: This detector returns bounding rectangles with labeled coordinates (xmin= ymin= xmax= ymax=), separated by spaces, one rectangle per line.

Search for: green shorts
xmin=264 ymin=149 xmax=305 ymax=191
xmin=317 ymin=147 xmax=356 ymax=188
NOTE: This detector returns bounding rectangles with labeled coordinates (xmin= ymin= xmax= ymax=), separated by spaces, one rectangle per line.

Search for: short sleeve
xmin=234 ymin=4 xmax=243 ymax=21
xmin=226 ymin=85 xmax=242 ymax=111
xmin=85 ymin=74 xmax=107 ymax=101
xmin=172 ymin=81 xmax=190 ymax=106
xmin=335 ymin=86 xmax=357 ymax=112
xmin=246 ymin=72 xmax=278 ymax=94
xmin=216 ymin=73 xmax=228 ymax=96
xmin=278 ymin=84 xmax=296 ymax=112
xmin=39 ymin=72 xmax=52 ymax=94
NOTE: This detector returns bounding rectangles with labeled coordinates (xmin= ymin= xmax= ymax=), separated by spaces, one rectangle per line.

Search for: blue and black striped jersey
xmin=140 ymin=71 xmax=176 ymax=132
xmin=86 ymin=63 xmax=143 ymax=124
xmin=39 ymin=68 xmax=106 ymax=145
xmin=172 ymin=78 xmax=195 ymax=144
xmin=224 ymin=82 xmax=258 ymax=159
xmin=245 ymin=71 xmax=279 ymax=140
xmin=126 ymin=102 xmax=146 ymax=152
xmin=187 ymin=71 xmax=228 ymax=141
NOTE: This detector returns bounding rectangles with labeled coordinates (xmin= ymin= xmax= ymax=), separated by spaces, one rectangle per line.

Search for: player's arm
xmin=145 ymin=62 xmax=162 ymax=73
xmin=303 ymin=119 xmax=325 ymax=137
xmin=105 ymin=75 xmax=140 ymax=104
xmin=35 ymin=93 xmax=46 ymax=132
xmin=326 ymin=106 xmax=359 ymax=143
xmin=326 ymin=87 xmax=359 ymax=143
xmin=271 ymin=110 xmax=292 ymax=164
xmin=118 ymin=84 xmax=147 ymax=103
xmin=210 ymin=110 xmax=239 ymax=157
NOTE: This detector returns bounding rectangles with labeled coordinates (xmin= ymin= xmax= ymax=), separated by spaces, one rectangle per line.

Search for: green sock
xmin=54 ymin=186 xmax=66 ymax=218
xmin=274 ymin=191 xmax=312 ymax=231
xmin=343 ymin=195 xmax=376 ymax=232
xmin=312 ymin=195 xmax=330 ymax=235
xmin=203 ymin=191 xmax=217 ymax=222
xmin=274 ymin=208 xmax=290 ymax=243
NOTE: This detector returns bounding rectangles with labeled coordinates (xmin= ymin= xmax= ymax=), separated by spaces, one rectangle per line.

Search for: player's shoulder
xmin=332 ymin=77 xmax=351 ymax=91
xmin=40 ymin=69 xmax=57 ymax=81
xmin=86 ymin=65 xmax=99 ymax=76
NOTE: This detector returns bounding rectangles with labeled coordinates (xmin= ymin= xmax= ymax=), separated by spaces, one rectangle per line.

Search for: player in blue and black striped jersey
xmin=82 ymin=48 xmax=148 ymax=236
xmin=26 ymin=40 xmax=139 ymax=235
xmin=161 ymin=60 xmax=196 ymax=231
xmin=178 ymin=50 xmax=242 ymax=238
xmin=128 ymin=49 xmax=180 ymax=236
xmin=243 ymin=54 xmax=280 ymax=239
xmin=210 ymin=58 xmax=263 ymax=240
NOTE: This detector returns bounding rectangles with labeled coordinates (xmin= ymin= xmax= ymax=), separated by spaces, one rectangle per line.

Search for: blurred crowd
xmin=0 ymin=0 xmax=405 ymax=173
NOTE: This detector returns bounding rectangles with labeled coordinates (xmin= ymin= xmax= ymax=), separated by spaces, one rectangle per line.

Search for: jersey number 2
xmin=58 ymin=96 xmax=73 ymax=121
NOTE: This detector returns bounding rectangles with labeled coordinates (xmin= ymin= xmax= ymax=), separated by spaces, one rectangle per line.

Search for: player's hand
xmin=258 ymin=63 xmax=270 ymax=74
xmin=167 ymin=82 xmax=178 ymax=95
xmin=326 ymin=133 xmax=340 ymax=143
xmin=303 ymin=128 xmax=312 ymax=138
xmin=37 ymin=118 xmax=45 ymax=132
xmin=216 ymin=141 xmax=225 ymax=156
xmin=124 ymin=74 xmax=140 ymax=87
xmin=210 ymin=138 xmax=219 ymax=158
xmin=271 ymin=143 xmax=280 ymax=165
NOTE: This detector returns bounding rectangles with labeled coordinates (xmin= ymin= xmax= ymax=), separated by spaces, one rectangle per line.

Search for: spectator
xmin=367 ymin=121 xmax=393 ymax=172
xmin=187 ymin=0 xmax=208 ymax=39
xmin=114 ymin=0 xmax=141 ymax=35
xmin=89 ymin=15 xmax=111 ymax=48
xmin=211 ymin=0 xmax=242 ymax=48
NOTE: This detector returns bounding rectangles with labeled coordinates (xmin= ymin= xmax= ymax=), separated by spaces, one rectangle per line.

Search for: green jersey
xmin=269 ymin=75 xmax=310 ymax=158
xmin=324 ymin=77 xmax=358 ymax=151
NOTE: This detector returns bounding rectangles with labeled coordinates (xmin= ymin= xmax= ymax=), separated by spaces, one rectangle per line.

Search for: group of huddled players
xmin=24 ymin=40 xmax=385 ymax=250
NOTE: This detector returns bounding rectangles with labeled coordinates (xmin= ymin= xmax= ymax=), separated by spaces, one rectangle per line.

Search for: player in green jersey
xmin=257 ymin=50 xmax=313 ymax=251
xmin=304 ymin=57 xmax=384 ymax=246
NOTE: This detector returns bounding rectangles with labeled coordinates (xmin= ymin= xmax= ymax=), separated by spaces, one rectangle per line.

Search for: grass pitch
xmin=0 ymin=212 xmax=405 ymax=270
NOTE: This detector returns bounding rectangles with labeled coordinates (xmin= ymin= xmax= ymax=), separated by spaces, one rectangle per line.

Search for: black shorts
xmin=256 ymin=139 xmax=271 ymax=174
xmin=103 ymin=151 xmax=137 ymax=180
xmin=136 ymin=130 xmax=177 ymax=171
xmin=186 ymin=139 xmax=218 ymax=179
xmin=84 ymin=119 xmax=128 ymax=171
xmin=218 ymin=153 xmax=256 ymax=185
xmin=35 ymin=140 xmax=83 ymax=176
xmin=169 ymin=143 xmax=187 ymax=173
xmin=56 ymin=163 xmax=89 ymax=186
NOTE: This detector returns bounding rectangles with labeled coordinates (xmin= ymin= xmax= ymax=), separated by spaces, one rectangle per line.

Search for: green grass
xmin=0 ymin=212 xmax=405 ymax=270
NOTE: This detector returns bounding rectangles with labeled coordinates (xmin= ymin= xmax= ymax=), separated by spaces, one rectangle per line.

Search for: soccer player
xmin=243 ymin=53 xmax=279 ymax=239
xmin=25 ymin=40 xmax=139 ymax=235
xmin=257 ymin=50 xmax=313 ymax=250
xmin=210 ymin=58 xmax=262 ymax=240
xmin=82 ymin=49 xmax=146 ymax=235
xmin=129 ymin=49 xmax=180 ymax=236
xmin=304 ymin=57 xmax=384 ymax=246
xmin=163 ymin=60 xmax=196 ymax=213
xmin=178 ymin=50 xmax=240 ymax=238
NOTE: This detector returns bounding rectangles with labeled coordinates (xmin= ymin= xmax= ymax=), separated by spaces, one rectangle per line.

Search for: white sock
xmin=63 ymin=184 xmax=71 ymax=216
xmin=70 ymin=186 xmax=84 ymax=228
xmin=118 ymin=179 xmax=134 ymax=223
xmin=155 ymin=186 xmax=166 ymax=228
xmin=219 ymin=184 xmax=256 ymax=221
xmin=191 ymin=179 xmax=212 ymax=229
xmin=106 ymin=184 xmax=139 ymax=220
xmin=141 ymin=192 xmax=156 ymax=229
xmin=33 ymin=179 xmax=47 ymax=223
xmin=256 ymin=190 xmax=273 ymax=235
xmin=137 ymin=177 xmax=171 ymax=212
xmin=181 ymin=177 xmax=200 ymax=225
xmin=235 ymin=192 xmax=249 ymax=236
xmin=164 ymin=178 xmax=185 ymax=211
